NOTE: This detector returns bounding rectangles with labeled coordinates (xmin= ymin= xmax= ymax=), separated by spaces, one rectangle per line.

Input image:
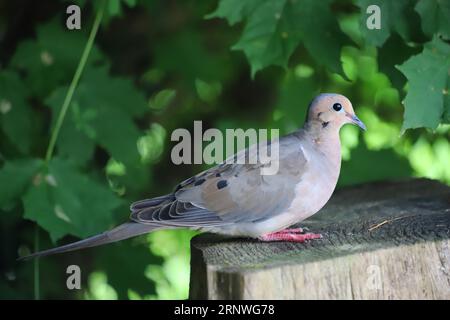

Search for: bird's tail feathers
xmin=19 ymin=222 xmax=161 ymax=261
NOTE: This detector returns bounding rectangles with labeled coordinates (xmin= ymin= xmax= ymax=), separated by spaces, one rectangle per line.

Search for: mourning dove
xmin=21 ymin=93 xmax=365 ymax=260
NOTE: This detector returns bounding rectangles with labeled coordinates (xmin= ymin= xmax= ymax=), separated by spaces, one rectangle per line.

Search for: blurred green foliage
xmin=0 ymin=0 xmax=449 ymax=299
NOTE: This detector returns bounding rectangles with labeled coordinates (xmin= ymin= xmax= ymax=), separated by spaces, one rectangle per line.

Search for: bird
xmin=20 ymin=93 xmax=366 ymax=260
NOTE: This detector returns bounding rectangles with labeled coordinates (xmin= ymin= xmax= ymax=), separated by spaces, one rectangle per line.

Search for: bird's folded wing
xmin=130 ymin=133 xmax=308 ymax=227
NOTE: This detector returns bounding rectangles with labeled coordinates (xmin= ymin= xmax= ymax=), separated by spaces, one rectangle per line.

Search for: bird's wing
xmin=130 ymin=133 xmax=308 ymax=227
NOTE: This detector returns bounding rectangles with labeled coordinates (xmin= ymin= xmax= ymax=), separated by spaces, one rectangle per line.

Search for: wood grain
xmin=189 ymin=179 xmax=450 ymax=299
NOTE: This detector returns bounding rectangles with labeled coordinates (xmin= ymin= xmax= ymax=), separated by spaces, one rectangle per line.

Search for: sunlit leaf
xmin=359 ymin=107 xmax=400 ymax=149
xmin=149 ymin=89 xmax=176 ymax=111
xmin=85 ymin=272 xmax=118 ymax=300
xmin=137 ymin=123 xmax=166 ymax=164
xmin=409 ymin=136 xmax=450 ymax=183
xmin=195 ymin=79 xmax=222 ymax=103
xmin=397 ymin=37 xmax=450 ymax=131
xmin=147 ymin=229 xmax=197 ymax=299
xmin=94 ymin=241 xmax=162 ymax=299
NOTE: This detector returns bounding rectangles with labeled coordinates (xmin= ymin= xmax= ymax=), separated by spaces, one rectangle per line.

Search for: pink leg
xmin=259 ymin=228 xmax=322 ymax=243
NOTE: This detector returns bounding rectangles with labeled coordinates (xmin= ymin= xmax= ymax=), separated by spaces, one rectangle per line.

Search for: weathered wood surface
xmin=189 ymin=179 xmax=450 ymax=299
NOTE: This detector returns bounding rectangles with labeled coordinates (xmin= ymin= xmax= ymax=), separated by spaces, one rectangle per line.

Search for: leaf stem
xmin=44 ymin=1 xmax=105 ymax=164
xmin=35 ymin=1 xmax=105 ymax=300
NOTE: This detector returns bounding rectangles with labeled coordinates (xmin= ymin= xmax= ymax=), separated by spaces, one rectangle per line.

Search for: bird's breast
xmin=262 ymin=148 xmax=340 ymax=232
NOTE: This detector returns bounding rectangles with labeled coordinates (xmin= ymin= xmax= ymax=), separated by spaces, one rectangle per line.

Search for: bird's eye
xmin=332 ymin=103 xmax=342 ymax=111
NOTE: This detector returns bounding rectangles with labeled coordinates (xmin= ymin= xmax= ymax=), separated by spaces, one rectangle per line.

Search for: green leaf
xmin=22 ymin=158 xmax=123 ymax=242
xmin=357 ymin=0 xmax=418 ymax=47
xmin=55 ymin=100 xmax=96 ymax=166
xmin=0 ymin=159 xmax=42 ymax=209
xmin=11 ymin=19 xmax=103 ymax=98
xmin=137 ymin=123 xmax=166 ymax=164
xmin=0 ymin=71 xmax=33 ymax=154
xmin=46 ymin=66 xmax=147 ymax=166
xmin=107 ymin=0 xmax=138 ymax=16
xmin=108 ymin=0 xmax=121 ymax=16
xmin=415 ymin=0 xmax=450 ymax=39
xmin=206 ymin=0 xmax=259 ymax=25
xmin=95 ymin=0 xmax=138 ymax=23
xmin=83 ymin=66 xmax=148 ymax=117
xmin=232 ymin=0 xmax=292 ymax=76
xmin=195 ymin=79 xmax=222 ymax=103
xmin=397 ymin=37 xmax=450 ymax=131
xmin=293 ymin=0 xmax=352 ymax=76
xmin=211 ymin=0 xmax=351 ymax=76
xmin=149 ymin=89 xmax=176 ymax=111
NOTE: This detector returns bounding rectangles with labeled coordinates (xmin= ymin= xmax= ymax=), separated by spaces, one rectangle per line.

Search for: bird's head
xmin=306 ymin=93 xmax=366 ymax=131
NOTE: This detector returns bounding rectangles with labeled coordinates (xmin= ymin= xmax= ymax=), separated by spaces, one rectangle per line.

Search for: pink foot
xmin=259 ymin=228 xmax=322 ymax=243
xmin=276 ymin=228 xmax=305 ymax=234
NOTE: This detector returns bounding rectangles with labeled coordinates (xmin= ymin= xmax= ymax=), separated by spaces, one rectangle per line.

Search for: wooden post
xmin=189 ymin=179 xmax=450 ymax=299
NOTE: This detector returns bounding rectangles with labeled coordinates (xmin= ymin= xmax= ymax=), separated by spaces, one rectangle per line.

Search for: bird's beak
xmin=346 ymin=113 xmax=366 ymax=131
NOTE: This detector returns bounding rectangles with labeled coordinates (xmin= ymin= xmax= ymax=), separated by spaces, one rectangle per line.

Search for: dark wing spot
xmin=322 ymin=121 xmax=329 ymax=128
xmin=215 ymin=172 xmax=221 ymax=177
xmin=217 ymin=180 xmax=228 ymax=189
xmin=194 ymin=178 xmax=206 ymax=186
xmin=175 ymin=176 xmax=195 ymax=191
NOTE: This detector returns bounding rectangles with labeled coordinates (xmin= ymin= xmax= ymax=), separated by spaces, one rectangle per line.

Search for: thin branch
xmin=44 ymin=1 xmax=105 ymax=164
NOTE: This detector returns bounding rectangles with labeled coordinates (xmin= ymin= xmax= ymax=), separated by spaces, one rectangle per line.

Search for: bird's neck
xmin=303 ymin=120 xmax=342 ymax=170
